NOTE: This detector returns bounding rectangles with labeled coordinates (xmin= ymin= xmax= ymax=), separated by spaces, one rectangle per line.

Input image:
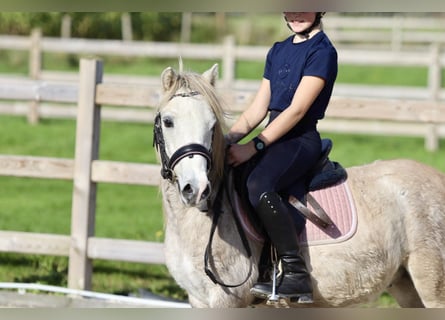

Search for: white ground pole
xmin=0 ymin=282 xmax=190 ymax=308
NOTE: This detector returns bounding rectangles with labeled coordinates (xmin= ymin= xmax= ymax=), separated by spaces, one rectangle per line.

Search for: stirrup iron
xmin=267 ymin=260 xmax=279 ymax=303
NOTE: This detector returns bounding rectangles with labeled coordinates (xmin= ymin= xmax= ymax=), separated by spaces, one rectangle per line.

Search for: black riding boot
xmin=250 ymin=192 xmax=313 ymax=303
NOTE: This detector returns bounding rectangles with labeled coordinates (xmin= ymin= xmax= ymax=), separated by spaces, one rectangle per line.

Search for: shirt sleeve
xmin=303 ymin=47 xmax=338 ymax=82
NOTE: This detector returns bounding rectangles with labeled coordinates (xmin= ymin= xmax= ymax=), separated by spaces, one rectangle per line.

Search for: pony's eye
xmin=163 ymin=117 xmax=174 ymax=128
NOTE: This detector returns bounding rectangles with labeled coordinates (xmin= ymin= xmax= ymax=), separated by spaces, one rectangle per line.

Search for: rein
xmin=204 ymin=168 xmax=253 ymax=288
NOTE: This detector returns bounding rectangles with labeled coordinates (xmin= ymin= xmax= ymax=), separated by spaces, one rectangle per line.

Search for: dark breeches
xmin=246 ymin=131 xmax=321 ymax=234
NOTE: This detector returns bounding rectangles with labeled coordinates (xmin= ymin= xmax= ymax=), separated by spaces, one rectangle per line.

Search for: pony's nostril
xmin=181 ymin=183 xmax=197 ymax=204
xmin=200 ymin=185 xmax=211 ymax=201
xmin=182 ymin=184 xmax=193 ymax=196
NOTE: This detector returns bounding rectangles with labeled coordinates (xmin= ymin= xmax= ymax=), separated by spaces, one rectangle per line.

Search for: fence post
xmin=28 ymin=28 xmax=42 ymax=124
xmin=222 ymin=35 xmax=235 ymax=88
xmin=428 ymin=43 xmax=441 ymax=102
xmin=61 ymin=14 xmax=72 ymax=38
xmin=68 ymin=59 xmax=103 ymax=290
xmin=180 ymin=12 xmax=192 ymax=43
xmin=425 ymin=43 xmax=441 ymax=151
xmin=121 ymin=12 xmax=133 ymax=41
xmin=391 ymin=15 xmax=403 ymax=51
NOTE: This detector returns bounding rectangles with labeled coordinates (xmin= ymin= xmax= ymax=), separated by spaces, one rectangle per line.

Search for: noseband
xmin=153 ymin=91 xmax=212 ymax=182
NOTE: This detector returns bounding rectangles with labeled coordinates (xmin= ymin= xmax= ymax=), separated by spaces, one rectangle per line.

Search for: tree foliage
xmin=0 ymin=12 xmax=182 ymax=41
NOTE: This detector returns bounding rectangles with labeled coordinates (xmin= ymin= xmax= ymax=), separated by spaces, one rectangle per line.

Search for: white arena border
xmin=0 ymin=282 xmax=190 ymax=308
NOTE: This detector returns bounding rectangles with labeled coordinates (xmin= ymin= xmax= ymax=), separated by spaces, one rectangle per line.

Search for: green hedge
xmin=0 ymin=12 xmax=182 ymax=41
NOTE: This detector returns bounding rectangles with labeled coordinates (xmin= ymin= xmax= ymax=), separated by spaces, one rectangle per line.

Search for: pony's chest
xmin=166 ymin=250 xmax=196 ymax=281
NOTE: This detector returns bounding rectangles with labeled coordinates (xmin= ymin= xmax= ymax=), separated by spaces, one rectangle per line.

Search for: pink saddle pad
xmin=233 ymin=178 xmax=358 ymax=247
xmin=299 ymin=180 xmax=358 ymax=246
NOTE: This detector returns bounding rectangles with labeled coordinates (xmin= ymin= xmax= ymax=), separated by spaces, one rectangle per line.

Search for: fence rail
xmin=323 ymin=15 xmax=445 ymax=50
xmin=1 ymin=75 xmax=445 ymax=150
xmin=1 ymin=28 xmax=445 ymax=93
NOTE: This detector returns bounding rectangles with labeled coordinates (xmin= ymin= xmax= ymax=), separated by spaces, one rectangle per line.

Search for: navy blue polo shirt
xmin=264 ymin=31 xmax=338 ymax=124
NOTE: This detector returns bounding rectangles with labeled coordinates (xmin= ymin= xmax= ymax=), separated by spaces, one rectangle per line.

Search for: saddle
xmin=229 ymin=138 xmax=348 ymax=240
xmin=307 ymin=139 xmax=347 ymax=192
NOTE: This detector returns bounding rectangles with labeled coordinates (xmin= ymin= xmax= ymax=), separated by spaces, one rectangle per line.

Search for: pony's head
xmin=154 ymin=63 xmax=227 ymax=207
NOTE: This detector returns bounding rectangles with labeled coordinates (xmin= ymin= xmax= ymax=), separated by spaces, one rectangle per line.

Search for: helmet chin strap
xmin=287 ymin=23 xmax=319 ymax=39
xmin=286 ymin=12 xmax=324 ymax=39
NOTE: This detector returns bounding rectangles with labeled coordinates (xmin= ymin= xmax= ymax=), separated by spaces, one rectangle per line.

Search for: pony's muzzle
xmin=180 ymin=180 xmax=211 ymax=206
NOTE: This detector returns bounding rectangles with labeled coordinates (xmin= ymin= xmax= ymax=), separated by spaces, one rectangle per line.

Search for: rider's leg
xmin=250 ymin=192 xmax=313 ymax=302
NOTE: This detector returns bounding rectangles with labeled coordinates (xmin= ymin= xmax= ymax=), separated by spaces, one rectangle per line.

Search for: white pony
xmin=153 ymin=63 xmax=445 ymax=308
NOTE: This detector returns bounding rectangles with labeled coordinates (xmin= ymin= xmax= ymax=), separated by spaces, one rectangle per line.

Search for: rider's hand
xmin=226 ymin=141 xmax=257 ymax=167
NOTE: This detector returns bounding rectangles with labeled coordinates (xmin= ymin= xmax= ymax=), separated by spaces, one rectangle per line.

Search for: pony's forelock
xmin=158 ymin=68 xmax=228 ymax=184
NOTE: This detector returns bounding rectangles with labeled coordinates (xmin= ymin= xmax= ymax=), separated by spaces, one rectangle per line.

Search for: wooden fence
xmin=323 ymin=14 xmax=445 ymax=51
xmin=2 ymin=28 xmax=444 ymax=93
xmin=0 ymin=60 xmax=164 ymax=291
xmin=1 ymin=58 xmax=445 ymax=291
xmin=1 ymin=27 xmax=445 ymax=95
xmin=1 ymin=29 xmax=445 ymax=149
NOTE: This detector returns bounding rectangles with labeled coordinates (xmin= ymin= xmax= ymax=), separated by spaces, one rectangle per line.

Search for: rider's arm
xmin=225 ymin=78 xmax=271 ymax=144
xmin=257 ymin=75 xmax=325 ymax=146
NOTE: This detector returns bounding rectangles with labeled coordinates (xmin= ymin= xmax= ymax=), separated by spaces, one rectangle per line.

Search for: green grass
xmin=1 ymin=114 xmax=444 ymax=305
xmin=325 ymin=133 xmax=445 ymax=172
xmin=338 ymin=65 xmax=430 ymax=87
xmin=0 ymin=116 xmax=184 ymax=300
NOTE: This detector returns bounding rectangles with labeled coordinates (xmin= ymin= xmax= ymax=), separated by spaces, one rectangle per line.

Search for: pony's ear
xmin=202 ymin=64 xmax=218 ymax=87
xmin=161 ymin=67 xmax=177 ymax=92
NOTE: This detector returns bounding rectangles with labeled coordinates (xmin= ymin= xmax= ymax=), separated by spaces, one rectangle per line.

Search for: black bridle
xmin=153 ymin=91 xmax=212 ymax=182
xmin=153 ymin=89 xmax=253 ymax=288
